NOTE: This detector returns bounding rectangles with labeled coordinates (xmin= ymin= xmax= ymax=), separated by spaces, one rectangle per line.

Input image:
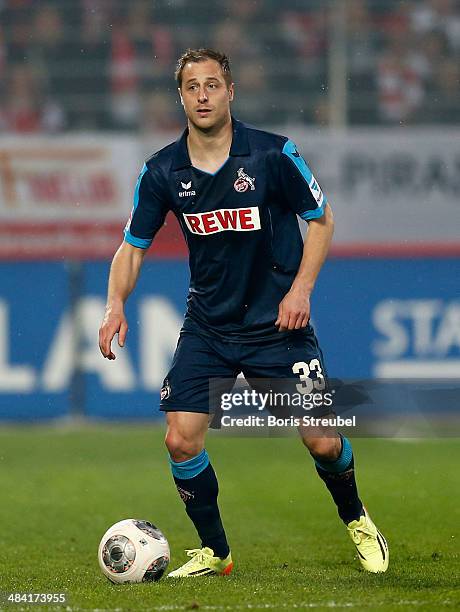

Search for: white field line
xmin=7 ymin=598 xmax=450 ymax=612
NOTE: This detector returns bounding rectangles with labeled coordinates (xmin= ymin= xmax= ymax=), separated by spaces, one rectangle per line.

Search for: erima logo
xmin=179 ymin=180 xmax=196 ymax=198
xmin=183 ymin=206 xmax=261 ymax=235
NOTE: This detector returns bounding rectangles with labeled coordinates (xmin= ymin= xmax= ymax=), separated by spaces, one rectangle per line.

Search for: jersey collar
xmin=171 ymin=117 xmax=250 ymax=171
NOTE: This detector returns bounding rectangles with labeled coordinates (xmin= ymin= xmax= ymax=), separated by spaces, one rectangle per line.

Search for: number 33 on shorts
xmin=292 ymin=359 xmax=326 ymax=394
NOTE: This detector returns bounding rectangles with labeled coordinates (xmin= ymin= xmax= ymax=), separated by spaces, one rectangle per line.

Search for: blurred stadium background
xmin=1 ymin=3 xmax=459 ymax=610
xmin=0 ymin=0 xmax=459 ymax=421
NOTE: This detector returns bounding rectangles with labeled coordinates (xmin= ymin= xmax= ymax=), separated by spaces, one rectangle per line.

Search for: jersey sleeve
xmin=279 ymin=139 xmax=327 ymax=221
xmin=123 ymin=162 xmax=170 ymax=249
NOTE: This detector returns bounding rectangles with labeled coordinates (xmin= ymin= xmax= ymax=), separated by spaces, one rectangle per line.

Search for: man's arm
xmin=99 ymin=241 xmax=147 ymax=359
xmin=275 ymin=203 xmax=334 ymax=332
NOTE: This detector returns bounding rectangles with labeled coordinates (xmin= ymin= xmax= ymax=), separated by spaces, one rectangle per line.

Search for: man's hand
xmin=275 ymin=204 xmax=334 ymax=333
xmin=98 ymin=242 xmax=145 ymax=359
xmin=99 ymin=306 xmax=128 ymax=360
xmin=275 ymin=286 xmax=310 ymax=332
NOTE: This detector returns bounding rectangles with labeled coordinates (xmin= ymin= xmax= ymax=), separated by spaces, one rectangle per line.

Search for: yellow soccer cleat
xmin=167 ymin=547 xmax=233 ymax=578
xmin=347 ymin=509 xmax=389 ymax=573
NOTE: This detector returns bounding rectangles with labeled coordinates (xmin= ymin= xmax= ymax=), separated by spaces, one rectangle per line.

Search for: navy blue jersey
xmin=124 ymin=118 xmax=328 ymax=340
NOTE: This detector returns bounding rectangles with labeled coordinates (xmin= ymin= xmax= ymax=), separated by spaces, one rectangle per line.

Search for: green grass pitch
xmin=1 ymin=425 xmax=458 ymax=611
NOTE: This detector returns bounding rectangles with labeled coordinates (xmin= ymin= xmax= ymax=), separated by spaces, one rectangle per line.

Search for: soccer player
xmin=99 ymin=48 xmax=389 ymax=577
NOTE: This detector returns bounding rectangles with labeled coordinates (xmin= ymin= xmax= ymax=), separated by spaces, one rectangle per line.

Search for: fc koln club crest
xmin=234 ymin=167 xmax=256 ymax=192
xmin=160 ymin=379 xmax=171 ymax=400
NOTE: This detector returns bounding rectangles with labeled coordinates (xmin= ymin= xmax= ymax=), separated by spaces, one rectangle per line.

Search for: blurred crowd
xmin=0 ymin=0 xmax=459 ymax=133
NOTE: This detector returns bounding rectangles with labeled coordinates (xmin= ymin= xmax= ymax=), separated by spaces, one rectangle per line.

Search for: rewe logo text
xmin=183 ymin=207 xmax=261 ymax=235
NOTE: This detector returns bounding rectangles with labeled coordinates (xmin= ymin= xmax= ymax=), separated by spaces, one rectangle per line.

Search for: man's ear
xmin=178 ymin=87 xmax=184 ymax=106
xmin=228 ymin=83 xmax=234 ymax=102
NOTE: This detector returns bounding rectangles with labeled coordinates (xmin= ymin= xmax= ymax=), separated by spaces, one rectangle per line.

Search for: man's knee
xmin=303 ymin=435 xmax=341 ymax=462
xmin=165 ymin=430 xmax=203 ymax=462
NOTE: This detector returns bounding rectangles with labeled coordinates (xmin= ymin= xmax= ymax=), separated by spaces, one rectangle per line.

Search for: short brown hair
xmin=175 ymin=48 xmax=232 ymax=89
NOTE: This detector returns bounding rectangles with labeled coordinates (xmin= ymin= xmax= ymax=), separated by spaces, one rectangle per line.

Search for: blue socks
xmin=170 ymin=438 xmax=362 ymax=552
xmin=170 ymin=450 xmax=230 ymax=558
xmin=170 ymin=449 xmax=210 ymax=479
xmin=314 ymin=435 xmax=354 ymax=473
xmin=314 ymin=435 xmax=364 ymax=524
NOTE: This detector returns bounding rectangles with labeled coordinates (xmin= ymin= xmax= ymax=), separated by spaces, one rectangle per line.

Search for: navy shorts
xmin=160 ymin=317 xmax=331 ymax=422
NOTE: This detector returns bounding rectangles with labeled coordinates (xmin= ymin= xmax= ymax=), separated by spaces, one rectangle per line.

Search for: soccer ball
xmin=98 ymin=519 xmax=170 ymax=583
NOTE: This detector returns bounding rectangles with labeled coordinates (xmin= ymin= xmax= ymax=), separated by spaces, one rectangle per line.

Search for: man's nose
xmin=198 ymin=88 xmax=208 ymax=102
